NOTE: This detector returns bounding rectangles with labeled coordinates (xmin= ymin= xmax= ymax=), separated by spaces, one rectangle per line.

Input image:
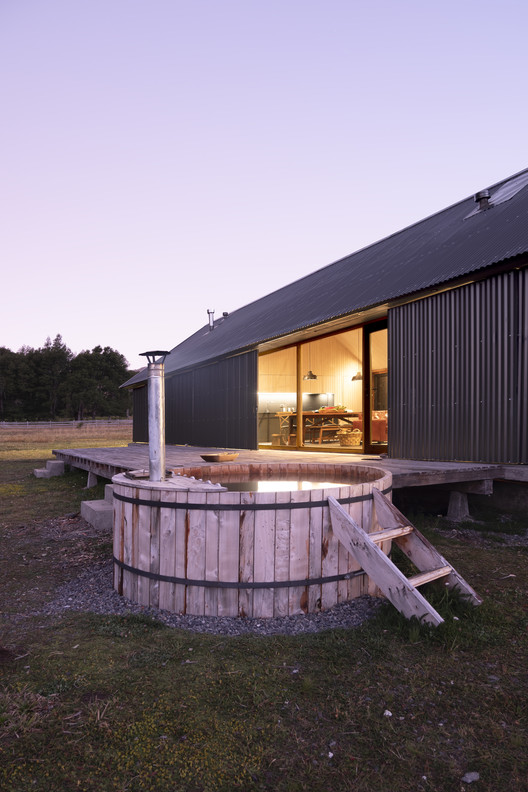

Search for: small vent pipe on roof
xmin=207 ymin=309 xmax=215 ymax=331
xmin=139 ymin=350 xmax=170 ymax=482
xmin=474 ymin=189 xmax=491 ymax=211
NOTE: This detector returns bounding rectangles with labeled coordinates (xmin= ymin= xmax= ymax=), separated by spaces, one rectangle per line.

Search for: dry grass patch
xmin=0 ymin=684 xmax=57 ymax=741
xmin=0 ymin=423 xmax=132 ymax=459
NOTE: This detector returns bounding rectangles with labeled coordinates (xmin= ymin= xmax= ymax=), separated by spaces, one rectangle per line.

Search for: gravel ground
xmin=35 ymin=558 xmax=383 ymax=636
xmin=14 ymin=507 xmax=527 ymax=637
xmin=2 ymin=514 xmax=383 ymax=636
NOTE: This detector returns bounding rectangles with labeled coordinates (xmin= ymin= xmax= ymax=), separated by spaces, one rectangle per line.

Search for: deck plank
xmin=52 ymin=444 xmax=513 ymax=490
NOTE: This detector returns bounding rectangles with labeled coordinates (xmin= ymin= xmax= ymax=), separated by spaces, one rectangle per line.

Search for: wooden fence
xmin=0 ymin=419 xmax=133 ymax=429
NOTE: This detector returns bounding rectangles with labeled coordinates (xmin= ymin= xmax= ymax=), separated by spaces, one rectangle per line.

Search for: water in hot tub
xmin=219 ymin=479 xmax=350 ymax=492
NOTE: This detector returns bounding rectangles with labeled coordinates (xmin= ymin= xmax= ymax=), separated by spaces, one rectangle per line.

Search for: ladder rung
xmin=369 ymin=525 xmax=414 ymax=544
xmin=408 ymin=566 xmax=452 ymax=588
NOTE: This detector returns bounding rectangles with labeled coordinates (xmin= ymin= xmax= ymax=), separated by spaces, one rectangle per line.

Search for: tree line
xmin=0 ymin=335 xmax=136 ymax=421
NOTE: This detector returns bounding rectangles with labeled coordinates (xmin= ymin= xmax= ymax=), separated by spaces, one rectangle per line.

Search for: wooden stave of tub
xmin=112 ymin=462 xmax=393 ymax=619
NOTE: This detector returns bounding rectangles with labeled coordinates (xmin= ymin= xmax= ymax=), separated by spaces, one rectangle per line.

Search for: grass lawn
xmin=1 ymin=426 xmax=527 ymax=791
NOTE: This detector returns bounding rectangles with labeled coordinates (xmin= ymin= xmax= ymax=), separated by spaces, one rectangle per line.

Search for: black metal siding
xmin=164 ymin=350 xmax=258 ymax=449
xmin=388 ymin=269 xmax=528 ymax=463
xmin=132 ymin=385 xmax=148 ymax=443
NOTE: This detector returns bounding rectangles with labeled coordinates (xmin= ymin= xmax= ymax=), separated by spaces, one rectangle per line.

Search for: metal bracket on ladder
xmin=327 ymin=489 xmax=482 ymax=627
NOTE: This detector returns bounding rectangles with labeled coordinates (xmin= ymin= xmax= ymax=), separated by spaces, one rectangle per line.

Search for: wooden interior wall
xmin=258 ymin=331 xmax=365 ymax=412
xmin=258 ymin=347 xmax=296 ymax=392
xmin=370 ymin=329 xmax=388 ymax=371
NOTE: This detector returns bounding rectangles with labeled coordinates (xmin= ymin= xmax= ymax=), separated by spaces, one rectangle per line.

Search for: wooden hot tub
xmin=112 ymin=462 xmax=392 ymax=618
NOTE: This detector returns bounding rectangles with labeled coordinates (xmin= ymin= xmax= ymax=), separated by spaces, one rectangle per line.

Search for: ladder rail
xmin=328 ymin=491 xmax=482 ymax=626
xmin=372 ymin=489 xmax=482 ymax=606
xmin=327 ymin=496 xmax=445 ymax=626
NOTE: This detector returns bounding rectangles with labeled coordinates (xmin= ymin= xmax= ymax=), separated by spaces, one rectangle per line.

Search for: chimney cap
xmin=140 ymin=350 xmax=170 ymax=364
xmin=474 ymin=189 xmax=491 ymax=210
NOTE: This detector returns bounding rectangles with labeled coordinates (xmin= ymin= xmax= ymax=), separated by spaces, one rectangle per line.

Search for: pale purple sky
xmin=2 ymin=0 xmax=527 ymax=370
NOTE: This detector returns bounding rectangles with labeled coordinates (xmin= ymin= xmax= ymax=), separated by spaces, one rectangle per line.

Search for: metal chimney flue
xmin=207 ymin=309 xmax=215 ymax=331
xmin=474 ymin=189 xmax=491 ymax=211
xmin=140 ymin=350 xmax=170 ymax=482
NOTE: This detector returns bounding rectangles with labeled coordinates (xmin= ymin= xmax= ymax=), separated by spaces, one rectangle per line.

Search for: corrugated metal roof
xmin=125 ymin=167 xmax=528 ymax=386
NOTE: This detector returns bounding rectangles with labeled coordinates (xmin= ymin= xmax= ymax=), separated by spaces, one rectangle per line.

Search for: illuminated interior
xmin=257 ymin=326 xmax=388 ymax=451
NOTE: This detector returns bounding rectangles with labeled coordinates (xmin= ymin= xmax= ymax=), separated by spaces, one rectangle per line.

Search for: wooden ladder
xmin=328 ymin=489 xmax=482 ymax=626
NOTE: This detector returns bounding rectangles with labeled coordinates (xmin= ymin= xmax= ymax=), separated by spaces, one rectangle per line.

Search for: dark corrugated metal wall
xmin=164 ymin=350 xmax=258 ymax=449
xmin=388 ymin=269 xmax=527 ymax=463
xmin=132 ymin=385 xmax=148 ymax=443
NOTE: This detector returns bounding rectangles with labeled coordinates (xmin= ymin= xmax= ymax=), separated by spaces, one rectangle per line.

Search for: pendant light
xmin=303 ymin=343 xmax=317 ymax=380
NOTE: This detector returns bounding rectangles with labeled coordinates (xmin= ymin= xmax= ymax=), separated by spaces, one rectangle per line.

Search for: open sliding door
xmin=363 ymin=321 xmax=388 ymax=454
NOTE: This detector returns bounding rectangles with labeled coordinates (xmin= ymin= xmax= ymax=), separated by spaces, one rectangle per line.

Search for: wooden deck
xmin=52 ymin=444 xmax=527 ymax=489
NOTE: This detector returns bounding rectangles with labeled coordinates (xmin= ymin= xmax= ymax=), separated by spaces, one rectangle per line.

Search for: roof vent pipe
xmin=207 ymin=309 xmax=215 ymax=331
xmin=474 ymin=189 xmax=491 ymax=211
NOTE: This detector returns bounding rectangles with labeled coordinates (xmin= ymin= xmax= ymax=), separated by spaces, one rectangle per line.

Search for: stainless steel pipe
xmin=147 ymin=361 xmax=165 ymax=481
xmin=140 ymin=350 xmax=170 ymax=482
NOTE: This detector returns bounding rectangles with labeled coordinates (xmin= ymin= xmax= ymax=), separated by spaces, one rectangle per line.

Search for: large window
xmin=257 ymin=347 xmax=297 ymax=445
xmin=257 ymin=324 xmax=386 ymax=452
